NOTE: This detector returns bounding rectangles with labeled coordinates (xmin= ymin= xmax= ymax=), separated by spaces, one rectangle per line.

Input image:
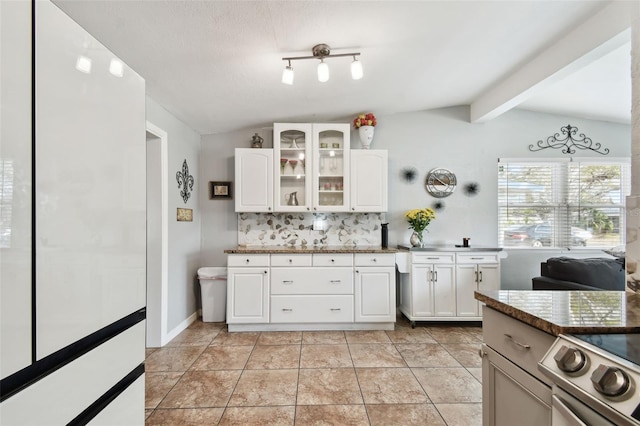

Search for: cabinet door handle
xmin=479 ymin=271 xmax=483 ymax=282
xmin=504 ymin=334 xmax=531 ymax=349
xmin=331 ymin=259 xmax=335 ymax=263
xmin=288 ymin=258 xmax=293 ymax=263
xmin=434 ymin=271 xmax=438 ymax=282
xmin=330 ymin=280 xmax=341 ymax=283
xmin=478 ymin=348 xmax=486 ymax=358
xmin=330 ymin=308 xmax=341 ymax=311
xmin=282 ymin=308 xmax=293 ymax=312
xmin=268 ymin=207 xmax=272 ymax=211
xmin=282 ymin=280 xmax=294 ymax=284
xmin=245 ymin=259 xmax=250 ymax=263
xmin=474 ymin=271 xmax=478 ymax=283
xmin=307 ymin=207 xmax=310 ymax=211
xmin=372 ymin=258 xmax=377 ymax=262
xmin=352 ymin=207 xmax=355 ymax=211
xmin=264 ymin=270 xmax=268 ymax=274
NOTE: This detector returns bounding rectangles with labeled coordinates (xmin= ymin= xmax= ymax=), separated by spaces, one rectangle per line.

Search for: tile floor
xmin=145 ymin=314 xmax=483 ymax=425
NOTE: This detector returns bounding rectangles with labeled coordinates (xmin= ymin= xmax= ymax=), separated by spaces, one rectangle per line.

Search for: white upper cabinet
xmin=274 ymin=123 xmax=351 ymax=212
xmin=312 ymin=123 xmax=350 ymax=212
xmin=235 ymin=148 xmax=274 ymax=212
xmin=237 ymin=123 xmax=386 ymax=213
xmin=350 ymin=150 xmax=388 ymax=212
xmin=273 ymin=123 xmax=313 ymax=212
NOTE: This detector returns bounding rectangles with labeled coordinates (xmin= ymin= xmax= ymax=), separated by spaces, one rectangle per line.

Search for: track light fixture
xmin=281 ymin=43 xmax=362 ymax=84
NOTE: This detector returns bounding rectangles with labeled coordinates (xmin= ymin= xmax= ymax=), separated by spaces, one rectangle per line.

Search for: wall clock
xmin=425 ymin=168 xmax=457 ymax=198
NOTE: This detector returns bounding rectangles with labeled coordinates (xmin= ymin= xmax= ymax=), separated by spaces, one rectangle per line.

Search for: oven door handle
xmin=552 ymin=395 xmax=588 ymax=426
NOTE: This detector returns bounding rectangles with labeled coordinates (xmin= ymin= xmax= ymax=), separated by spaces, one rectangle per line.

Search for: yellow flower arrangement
xmin=405 ymin=208 xmax=436 ymax=244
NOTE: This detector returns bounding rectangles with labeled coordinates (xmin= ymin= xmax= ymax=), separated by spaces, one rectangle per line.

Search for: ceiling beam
xmin=470 ymin=1 xmax=640 ymax=123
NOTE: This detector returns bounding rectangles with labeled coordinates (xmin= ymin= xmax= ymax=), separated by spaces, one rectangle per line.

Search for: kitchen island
xmin=475 ymin=289 xmax=640 ymax=426
xmin=223 ymin=245 xmax=398 ymax=332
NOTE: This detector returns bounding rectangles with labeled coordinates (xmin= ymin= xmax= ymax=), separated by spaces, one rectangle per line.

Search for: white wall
xmin=146 ymin=96 xmax=201 ymax=333
xmin=199 ymin=107 xmax=630 ymax=289
xmin=200 ymin=127 xmax=273 ymax=267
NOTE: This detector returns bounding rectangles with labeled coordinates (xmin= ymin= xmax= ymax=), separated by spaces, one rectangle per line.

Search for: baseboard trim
xmin=163 ymin=311 xmax=199 ymax=345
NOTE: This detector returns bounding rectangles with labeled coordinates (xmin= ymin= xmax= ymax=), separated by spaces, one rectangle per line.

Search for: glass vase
xmin=410 ymin=231 xmax=424 ymax=248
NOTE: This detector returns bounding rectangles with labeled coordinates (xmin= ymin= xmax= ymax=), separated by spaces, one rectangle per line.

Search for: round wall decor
xmin=425 ymin=168 xmax=457 ymax=198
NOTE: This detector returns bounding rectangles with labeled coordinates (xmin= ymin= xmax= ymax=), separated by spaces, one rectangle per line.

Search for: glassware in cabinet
xmin=313 ymin=124 xmax=350 ymax=212
xmin=273 ymin=123 xmax=312 ymax=211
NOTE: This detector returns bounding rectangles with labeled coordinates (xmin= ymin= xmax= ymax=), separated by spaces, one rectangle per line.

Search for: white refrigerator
xmin=1 ymin=0 xmax=146 ymax=424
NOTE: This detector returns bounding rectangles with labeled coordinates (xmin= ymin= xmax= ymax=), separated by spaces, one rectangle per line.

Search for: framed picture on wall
xmin=210 ymin=181 xmax=232 ymax=199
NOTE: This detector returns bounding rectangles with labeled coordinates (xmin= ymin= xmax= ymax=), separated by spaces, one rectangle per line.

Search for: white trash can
xmin=197 ymin=267 xmax=227 ymax=322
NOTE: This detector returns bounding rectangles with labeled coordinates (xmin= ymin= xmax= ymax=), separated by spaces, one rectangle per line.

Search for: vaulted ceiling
xmin=53 ymin=0 xmax=635 ymax=135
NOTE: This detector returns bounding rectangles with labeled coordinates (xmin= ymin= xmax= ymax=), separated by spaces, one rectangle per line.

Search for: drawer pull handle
xmin=427 ymin=257 xmax=439 ymax=260
xmin=282 ymin=308 xmax=293 ymax=312
xmin=504 ymin=334 xmax=531 ymax=349
xmin=471 ymin=257 xmax=483 ymax=260
xmin=282 ymin=280 xmax=294 ymax=284
xmin=330 ymin=280 xmax=341 ymax=283
xmin=330 ymin=308 xmax=341 ymax=311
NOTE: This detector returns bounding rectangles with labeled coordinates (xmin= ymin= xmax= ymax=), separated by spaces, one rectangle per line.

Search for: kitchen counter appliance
xmin=539 ymin=333 xmax=640 ymax=426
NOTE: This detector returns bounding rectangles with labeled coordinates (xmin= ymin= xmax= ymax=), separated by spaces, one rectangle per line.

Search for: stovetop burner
xmin=573 ymin=333 xmax=640 ymax=367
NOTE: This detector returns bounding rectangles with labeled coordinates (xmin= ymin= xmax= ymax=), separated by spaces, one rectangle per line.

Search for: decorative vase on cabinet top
xmin=358 ymin=125 xmax=374 ymax=149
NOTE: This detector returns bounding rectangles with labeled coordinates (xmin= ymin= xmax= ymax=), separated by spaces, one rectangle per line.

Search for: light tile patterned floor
xmin=145 ymin=314 xmax=483 ymax=425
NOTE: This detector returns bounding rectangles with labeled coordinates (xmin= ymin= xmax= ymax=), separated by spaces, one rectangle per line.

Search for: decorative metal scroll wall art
xmin=176 ymin=159 xmax=194 ymax=203
xmin=529 ymin=124 xmax=609 ymax=155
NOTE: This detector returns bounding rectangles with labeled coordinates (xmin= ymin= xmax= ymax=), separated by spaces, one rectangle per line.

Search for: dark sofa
xmin=532 ymin=256 xmax=625 ymax=291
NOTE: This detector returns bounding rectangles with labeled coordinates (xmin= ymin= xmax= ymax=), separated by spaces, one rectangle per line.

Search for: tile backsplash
xmin=238 ymin=212 xmax=385 ymax=246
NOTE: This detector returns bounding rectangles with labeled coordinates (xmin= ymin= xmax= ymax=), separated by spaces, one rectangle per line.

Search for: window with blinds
xmin=498 ymin=159 xmax=630 ymax=249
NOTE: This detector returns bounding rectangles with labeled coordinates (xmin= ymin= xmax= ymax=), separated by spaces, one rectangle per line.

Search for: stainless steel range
xmin=539 ymin=333 xmax=640 ymax=426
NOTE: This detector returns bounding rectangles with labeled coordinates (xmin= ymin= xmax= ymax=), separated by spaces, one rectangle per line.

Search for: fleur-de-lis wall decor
xmin=176 ymin=159 xmax=194 ymax=204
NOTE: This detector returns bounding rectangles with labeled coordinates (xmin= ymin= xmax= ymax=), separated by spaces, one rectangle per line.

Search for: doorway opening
xmin=146 ymin=122 xmax=168 ymax=347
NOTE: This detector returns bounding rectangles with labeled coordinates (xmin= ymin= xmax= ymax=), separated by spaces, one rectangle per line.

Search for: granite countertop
xmin=224 ymin=245 xmax=399 ymax=254
xmin=397 ymin=245 xmax=503 ymax=252
xmin=475 ymin=289 xmax=640 ymax=335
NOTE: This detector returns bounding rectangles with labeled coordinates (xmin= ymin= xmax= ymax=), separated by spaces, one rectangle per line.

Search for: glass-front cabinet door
xmin=273 ymin=123 xmax=312 ymax=212
xmin=313 ymin=124 xmax=350 ymax=212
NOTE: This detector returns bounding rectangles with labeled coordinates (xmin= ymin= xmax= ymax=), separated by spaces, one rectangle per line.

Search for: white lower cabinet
xmin=456 ymin=253 xmax=500 ymax=317
xmin=399 ymin=251 xmax=500 ymax=325
xmin=227 ymin=252 xmax=395 ymax=331
xmin=227 ymin=255 xmax=270 ymax=324
xmin=354 ymin=254 xmax=396 ymax=322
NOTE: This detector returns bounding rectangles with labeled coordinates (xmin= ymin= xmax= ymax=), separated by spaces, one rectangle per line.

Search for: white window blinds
xmin=498 ymin=159 xmax=630 ymax=249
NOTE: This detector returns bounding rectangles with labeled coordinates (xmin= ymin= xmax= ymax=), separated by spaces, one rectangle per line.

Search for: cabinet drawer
xmin=271 ymin=254 xmax=312 ymax=267
xmin=228 ymin=254 xmax=270 ymax=267
xmin=483 ymin=306 xmax=554 ymax=385
xmin=312 ymin=254 xmax=353 ymax=267
xmin=411 ymin=252 xmax=455 ymax=264
xmin=271 ymin=295 xmax=354 ymax=323
xmin=271 ymin=268 xmax=353 ymax=295
xmin=354 ymin=253 xmax=395 ymax=267
xmin=456 ymin=253 xmax=499 ymax=264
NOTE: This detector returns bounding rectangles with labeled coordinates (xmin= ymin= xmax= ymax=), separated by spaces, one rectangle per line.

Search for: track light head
xmin=351 ymin=56 xmax=363 ymax=80
xmin=281 ymin=60 xmax=294 ymax=85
